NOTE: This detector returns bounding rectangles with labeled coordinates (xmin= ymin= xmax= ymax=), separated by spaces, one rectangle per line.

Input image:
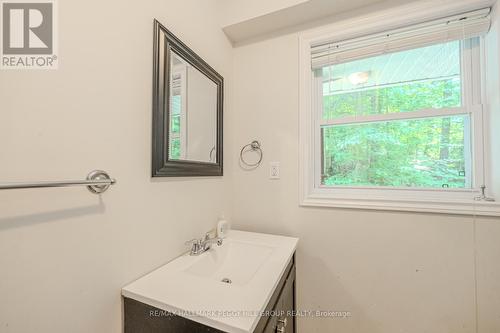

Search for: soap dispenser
xmin=216 ymin=216 xmax=229 ymax=239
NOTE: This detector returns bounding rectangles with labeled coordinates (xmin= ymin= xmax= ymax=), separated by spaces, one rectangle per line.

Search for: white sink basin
xmin=185 ymin=240 xmax=275 ymax=286
xmin=122 ymin=230 xmax=298 ymax=333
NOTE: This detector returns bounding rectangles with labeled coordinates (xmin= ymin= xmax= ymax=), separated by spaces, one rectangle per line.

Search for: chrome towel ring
xmin=240 ymin=140 xmax=263 ymax=167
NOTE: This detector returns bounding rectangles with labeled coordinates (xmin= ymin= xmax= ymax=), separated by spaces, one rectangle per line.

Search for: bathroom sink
xmin=185 ymin=240 xmax=274 ymax=286
xmin=122 ymin=230 xmax=298 ymax=333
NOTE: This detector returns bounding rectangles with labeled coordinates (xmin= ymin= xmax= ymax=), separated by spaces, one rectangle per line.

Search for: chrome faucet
xmin=185 ymin=231 xmax=223 ymax=256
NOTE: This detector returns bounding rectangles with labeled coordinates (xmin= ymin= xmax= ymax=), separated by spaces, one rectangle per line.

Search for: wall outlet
xmin=269 ymin=162 xmax=280 ymax=179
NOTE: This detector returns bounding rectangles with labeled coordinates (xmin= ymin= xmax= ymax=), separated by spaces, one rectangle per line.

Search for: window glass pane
xmin=170 ymin=115 xmax=180 ymax=134
xmin=322 ymin=41 xmax=461 ymax=119
xmin=169 ymin=137 xmax=181 ymax=160
xmin=321 ymin=115 xmax=471 ymax=188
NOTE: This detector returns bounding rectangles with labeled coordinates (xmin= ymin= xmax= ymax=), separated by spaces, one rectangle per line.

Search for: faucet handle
xmin=185 ymin=238 xmax=203 ymax=255
xmin=185 ymin=238 xmax=201 ymax=246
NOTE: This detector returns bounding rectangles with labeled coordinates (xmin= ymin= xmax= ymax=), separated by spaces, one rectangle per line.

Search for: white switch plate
xmin=269 ymin=162 xmax=280 ymax=179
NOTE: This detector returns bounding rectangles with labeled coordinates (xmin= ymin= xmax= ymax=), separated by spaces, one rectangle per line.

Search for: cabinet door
xmin=263 ymin=266 xmax=296 ymax=333
xmin=280 ymin=266 xmax=295 ymax=333
xmin=263 ymin=311 xmax=280 ymax=333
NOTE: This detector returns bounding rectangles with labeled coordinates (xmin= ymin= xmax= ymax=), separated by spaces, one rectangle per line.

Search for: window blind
xmin=311 ymin=8 xmax=491 ymax=69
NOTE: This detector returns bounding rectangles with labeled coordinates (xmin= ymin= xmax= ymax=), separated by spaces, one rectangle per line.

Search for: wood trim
xmin=301 ymin=195 xmax=500 ymax=216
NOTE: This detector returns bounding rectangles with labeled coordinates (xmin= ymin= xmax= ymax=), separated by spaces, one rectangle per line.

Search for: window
xmin=169 ymin=68 xmax=186 ymax=160
xmin=299 ymin=7 xmax=500 ymax=215
xmin=319 ymin=40 xmax=470 ymax=189
xmin=169 ymin=93 xmax=182 ymax=160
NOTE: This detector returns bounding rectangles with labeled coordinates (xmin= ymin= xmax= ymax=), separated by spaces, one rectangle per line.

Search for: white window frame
xmin=299 ymin=0 xmax=500 ymax=216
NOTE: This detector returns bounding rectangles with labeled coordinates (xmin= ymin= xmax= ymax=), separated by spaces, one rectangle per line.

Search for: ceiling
xmin=218 ymin=0 xmax=420 ymax=46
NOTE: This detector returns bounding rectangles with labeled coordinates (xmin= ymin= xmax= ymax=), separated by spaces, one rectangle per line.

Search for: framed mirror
xmin=152 ymin=20 xmax=223 ymax=177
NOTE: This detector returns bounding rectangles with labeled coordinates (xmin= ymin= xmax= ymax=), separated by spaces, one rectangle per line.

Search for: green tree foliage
xmin=169 ymin=138 xmax=181 ymax=160
xmin=322 ymin=79 xmax=468 ymax=188
xmin=169 ymin=95 xmax=182 ymax=160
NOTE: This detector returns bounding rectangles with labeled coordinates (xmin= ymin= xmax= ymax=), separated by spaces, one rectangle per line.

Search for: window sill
xmin=300 ymin=193 xmax=500 ymax=216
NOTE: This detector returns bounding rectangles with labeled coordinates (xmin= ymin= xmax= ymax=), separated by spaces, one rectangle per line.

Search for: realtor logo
xmin=1 ymin=0 xmax=57 ymax=69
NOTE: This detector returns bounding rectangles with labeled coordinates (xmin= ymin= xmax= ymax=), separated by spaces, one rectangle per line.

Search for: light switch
xmin=270 ymin=162 xmax=280 ymax=179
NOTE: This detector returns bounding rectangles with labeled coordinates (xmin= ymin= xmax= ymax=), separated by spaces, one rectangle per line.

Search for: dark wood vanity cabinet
xmin=124 ymin=255 xmax=296 ymax=333
xmin=259 ymin=256 xmax=296 ymax=333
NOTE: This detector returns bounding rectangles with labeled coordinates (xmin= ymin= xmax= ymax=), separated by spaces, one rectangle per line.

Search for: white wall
xmin=2 ymin=1 xmax=500 ymax=333
xmin=478 ymin=4 xmax=500 ymax=332
xmin=230 ymin=14 xmax=500 ymax=333
xmin=0 ymin=0 xmax=233 ymax=332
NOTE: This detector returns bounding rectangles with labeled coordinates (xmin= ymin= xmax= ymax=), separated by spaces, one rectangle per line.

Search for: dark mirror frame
xmin=152 ymin=19 xmax=223 ymax=177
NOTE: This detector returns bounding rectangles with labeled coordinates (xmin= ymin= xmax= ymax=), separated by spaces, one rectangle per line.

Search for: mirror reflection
xmin=168 ymin=50 xmax=218 ymax=163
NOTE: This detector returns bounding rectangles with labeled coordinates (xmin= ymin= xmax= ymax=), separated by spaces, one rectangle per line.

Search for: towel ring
xmin=240 ymin=140 xmax=263 ymax=167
